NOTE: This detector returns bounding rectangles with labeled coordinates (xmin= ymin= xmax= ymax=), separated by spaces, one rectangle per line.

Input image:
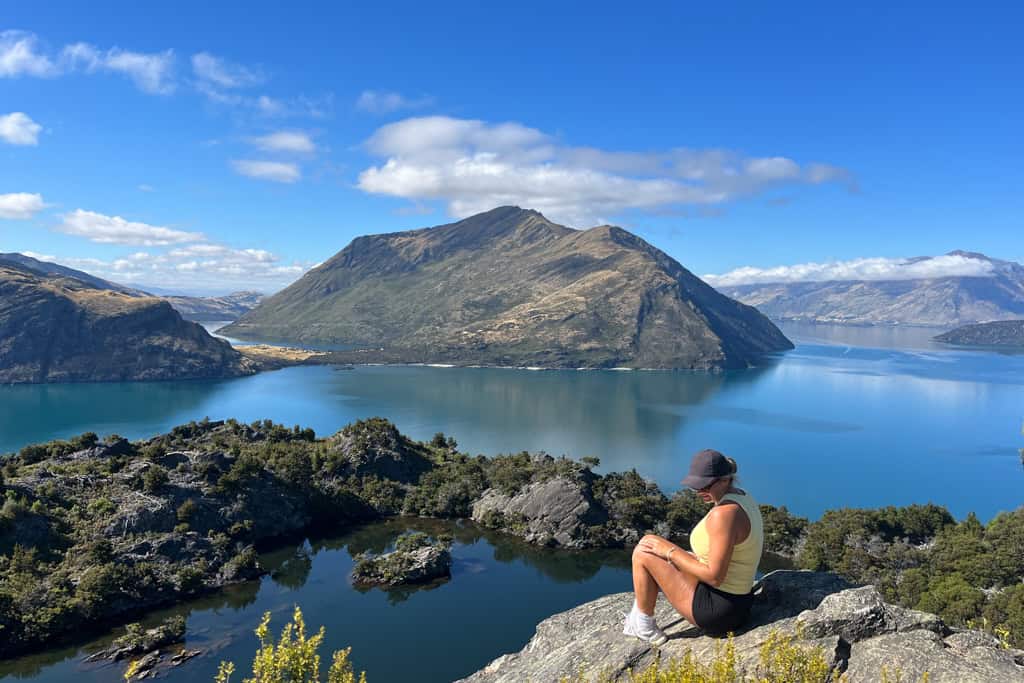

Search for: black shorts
xmin=692 ymin=582 xmax=754 ymax=635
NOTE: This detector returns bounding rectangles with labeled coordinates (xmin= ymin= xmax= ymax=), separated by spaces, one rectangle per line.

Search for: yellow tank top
xmin=689 ymin=490 xmax=763 ymax=595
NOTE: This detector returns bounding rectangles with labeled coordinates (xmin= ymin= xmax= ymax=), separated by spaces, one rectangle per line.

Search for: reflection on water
xmin=0 ymin=519 xmax=640 ymax=683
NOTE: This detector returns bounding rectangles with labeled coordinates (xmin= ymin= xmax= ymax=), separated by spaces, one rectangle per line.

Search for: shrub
xmin=140 ymin=465 xmax=169 ymax=493
xmin=666 ymin=490 xmax=709 ymax=539
xmin=759 ymin=505 xmax=808 ymax=556
xmin=177 ymin=499 xmax=198 ymax=524
xmin=915 ymin=573 xmax=987 ymax=626
xmin=394 ymin=532 xmax=432 ymax=553
xmin=214 ymin=606 xmax=366 ymax=683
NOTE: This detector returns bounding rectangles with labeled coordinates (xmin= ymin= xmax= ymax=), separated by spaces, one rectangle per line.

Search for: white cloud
xmin=0 ymin=32 xmax=175 ymax=93
xmin=0 ymin=30 xmax=57 ymax=77
xmin=57 ymin=209 xmax=204 ymax=246
xmin=61 ymin=42 xmax=176 ymax=94
xmin=21 ymin=250 xmax=56 ymax=261
xmin=356 ymin=90 xmax=434 ymax=114
xmin=249 ymin=130 xmax=315 ymax=153
xmin=0 ymin=192 xmax=46 ymax=219
xmin=231 ymin=159 xmax=301 ymax=183
xmin=704 ymin=254 xmax=998 ymax=287
xmin=357 ymin=116 xmax=854 ymax=226
xmin=138 ymin=184 xmax=154 ymax=192
xmin=38 ymin=242 xmax=309 ymax=292
xmin=191 ymin=52 xmax=263 ymax=89
xmin=0 ymin=112 xmax=42 ymax=145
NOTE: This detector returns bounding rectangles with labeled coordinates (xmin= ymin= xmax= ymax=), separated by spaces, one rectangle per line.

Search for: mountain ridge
xmin=223 ymin=207 xmax=792 ymax=369
xmin=0 ymin=261 xmax=256 ymax=383
xmin=0 ymin=253 xmax=262 ymax=322
xmin=721 ymin=251 xmax=1024 ymax=327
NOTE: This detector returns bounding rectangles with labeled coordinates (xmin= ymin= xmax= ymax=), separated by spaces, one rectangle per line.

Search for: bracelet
xmin=665 ymin=547 xmax=676 ymax=562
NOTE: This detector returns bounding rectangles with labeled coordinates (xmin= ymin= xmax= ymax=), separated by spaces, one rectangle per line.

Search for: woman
xmin=623 ymin=448 xmax=763 ymax=644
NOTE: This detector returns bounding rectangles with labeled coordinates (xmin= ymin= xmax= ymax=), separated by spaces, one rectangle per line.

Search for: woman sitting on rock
xmin=623 ymin=449 xmax=763 ymax=644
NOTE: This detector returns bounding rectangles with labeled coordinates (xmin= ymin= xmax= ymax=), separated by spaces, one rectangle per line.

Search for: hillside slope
xmin=0 ymin=263 xmax=255 ymax=383
xmin=223 ymin=207 xmax=792 ymax=369
xmin=935 ymin=319 xmax=1024 ymax=347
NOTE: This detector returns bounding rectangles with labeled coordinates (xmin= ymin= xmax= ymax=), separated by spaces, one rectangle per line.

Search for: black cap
xmin=682 ymin=449 xmax=733 ymax=490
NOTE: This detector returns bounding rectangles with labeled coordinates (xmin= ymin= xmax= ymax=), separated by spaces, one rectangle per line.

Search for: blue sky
xmin=1 ymin=2 xmax=1021 ymax=294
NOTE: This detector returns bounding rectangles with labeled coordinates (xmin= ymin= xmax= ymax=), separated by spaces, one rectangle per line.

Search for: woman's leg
xmin=631 ymin=536 xmax=700 ymax=626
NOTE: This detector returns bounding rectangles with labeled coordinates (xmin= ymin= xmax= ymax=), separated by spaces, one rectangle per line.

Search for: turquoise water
xmin=2 ymin=323 xmax=1021 ymax=520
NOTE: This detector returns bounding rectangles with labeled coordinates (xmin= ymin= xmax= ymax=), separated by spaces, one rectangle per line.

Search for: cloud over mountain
xmin=357 ymin=116 xmax=855 ymax=226
xmin=704 ymin=253 xmax=998 ymax=287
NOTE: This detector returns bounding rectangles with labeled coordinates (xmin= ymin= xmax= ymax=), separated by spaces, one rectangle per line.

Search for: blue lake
xmin=1 ymin=322 xmax=1022 ymax=681
xmin=2 ymin=323 xmax=1021 ymax=521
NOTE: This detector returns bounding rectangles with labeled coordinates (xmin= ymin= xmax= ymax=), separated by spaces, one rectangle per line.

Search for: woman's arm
xmin=638 ymin=505 xmax=740 ymax=587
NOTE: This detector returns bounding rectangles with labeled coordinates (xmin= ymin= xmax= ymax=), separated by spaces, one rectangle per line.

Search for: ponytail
xmin=724 ymin=456 xmax=738 ymax=485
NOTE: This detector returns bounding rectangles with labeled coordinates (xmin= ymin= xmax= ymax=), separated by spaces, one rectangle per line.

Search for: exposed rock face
xmin=935 ymin=319 xmax=1024 ymax=347
xmin=459 ymin=571 xmax=1024 ymax=683
xmin=0 ymin=262 xmax=256 ymax=383
xmin=721 ymin=251 xmax=1024 ymax=327
xmin=472 ymin=477 xmax=609 ymax=548
xmin=223 ymin=206 xmax=792 ymax=369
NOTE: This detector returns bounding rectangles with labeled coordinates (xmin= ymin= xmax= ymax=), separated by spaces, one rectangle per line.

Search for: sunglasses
xmin=697 ymin=478 xmax=720 ymax=493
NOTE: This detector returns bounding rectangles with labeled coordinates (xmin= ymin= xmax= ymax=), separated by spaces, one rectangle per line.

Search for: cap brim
xmin=682 ymin=474 xmax=716 ymax=490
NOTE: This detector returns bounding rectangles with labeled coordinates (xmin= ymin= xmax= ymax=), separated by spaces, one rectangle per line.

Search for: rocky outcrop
xmin=721 ymin=251 xmax=1024 ymax=327
xmin=326 ymin=419 xmax=433 ymax=484
xmin=459 ymin=571 xmax=1024 ymax=683
xmin=351 ymin=541 xmax=452 ymax=587
xmin=84 ymin=616 xmax=187 ymax=663
xmin=223 ymin=206 xmax=792 ymax=369
xmin=935 ymin=320 xmax=1024 ymax=347
xmin=472 ymin=477 xmax=610 ymax=548
xmin=0 ymin=262 xmax=256 ymax=383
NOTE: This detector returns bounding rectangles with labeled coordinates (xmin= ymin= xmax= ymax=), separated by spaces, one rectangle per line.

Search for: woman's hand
xmin=637 ymin=535 xmax=675 ymax=560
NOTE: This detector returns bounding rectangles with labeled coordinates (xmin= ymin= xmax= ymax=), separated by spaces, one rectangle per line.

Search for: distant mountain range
xmin=0 ymin=253 xmax=262 ymax=322
xmin=0 ymin=260 xmax=255 ymax=384
xmin=222 ymin=206 xmax=793 ymax=369
xmin=721 ymin=251 xmax=1024 ymax=327
xmin=161 ymin=291 xmax=264 ymax=322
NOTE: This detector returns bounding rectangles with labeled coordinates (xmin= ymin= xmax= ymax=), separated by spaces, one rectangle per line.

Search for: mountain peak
xmin=946 ymin=250 xmax=992 ymax=261
xmin=223 ymin=207 xmax=792 ymax=369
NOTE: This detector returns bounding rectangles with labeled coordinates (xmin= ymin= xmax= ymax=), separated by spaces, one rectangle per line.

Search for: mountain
xmin=0 ymin=252 xmax=145 ymax=296
xmin=162 ymin=291 xmax=264 ymax=322
xmin=0 ymin=253 xmax=262 ymax=322
xmin=222 ymin=206 xmax=792 ymax=369
xmin=934 ymin=320 xmax=1024 ymax=347
xmin=0 ymin=261 xmax=256 ymax=383
xmin=720 ymin=251 xmax=1024 ymax=327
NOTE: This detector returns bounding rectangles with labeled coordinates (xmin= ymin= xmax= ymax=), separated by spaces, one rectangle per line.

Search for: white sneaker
xmin=622 ymin=608 xmax=668 ymax=646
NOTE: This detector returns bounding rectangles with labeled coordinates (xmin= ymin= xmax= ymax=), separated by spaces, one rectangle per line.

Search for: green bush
xmin=177 ymin=498 xmax=198 ymax=524
xmin=140 ymin=465 xmax=169 ymax=493
xmin=214 ymin=606 xmax=365 ymax=683
xmin=759 ymin=505 xmax=808 ymax=556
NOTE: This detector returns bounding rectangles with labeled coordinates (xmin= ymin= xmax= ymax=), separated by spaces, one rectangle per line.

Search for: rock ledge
xmin=458 ymin=570 xmax=1024 ymax=683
